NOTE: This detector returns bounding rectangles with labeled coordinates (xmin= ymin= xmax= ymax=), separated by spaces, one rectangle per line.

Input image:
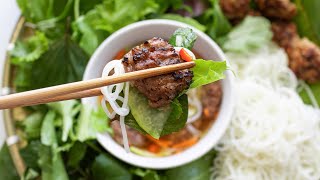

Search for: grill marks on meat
xmin=255 ymin=0 xmax=297 ymax=20
xmin=122 ymin=37 xmax=193 ymax=108
xmin=272 ymin=21 xmax=320 ymax=83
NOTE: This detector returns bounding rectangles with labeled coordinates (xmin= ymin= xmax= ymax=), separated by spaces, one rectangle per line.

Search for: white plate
xmin=0 ymin=1 xmax=20 ymax=148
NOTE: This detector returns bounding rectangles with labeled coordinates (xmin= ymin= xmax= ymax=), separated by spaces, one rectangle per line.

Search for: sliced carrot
xmin=114 ymin=49 xmax=126 ymax=59
xmin=146 ymin=135 xmax=171 ymax=148
xmin=148 ymin=143 xmax=161 ymax=153
xmin=179 ymin=48 xmax=193 ymax=62
xmin=172 ymin=136 xmax=199 ymax=149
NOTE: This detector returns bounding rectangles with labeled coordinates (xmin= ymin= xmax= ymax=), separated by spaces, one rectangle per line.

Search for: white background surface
xmin=0 ymin=1 xmax=20 ymax=148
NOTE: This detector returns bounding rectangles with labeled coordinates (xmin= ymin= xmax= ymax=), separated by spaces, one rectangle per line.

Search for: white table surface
xmin=0 ymin=1 xmax=20 ymax=148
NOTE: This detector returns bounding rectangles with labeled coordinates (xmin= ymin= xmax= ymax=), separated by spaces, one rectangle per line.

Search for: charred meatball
xmin=255 ymin=0 xmax=297 ymax=20
xmin=271 ymin=21 xmax=320 ymax=83
xmin=271 ymin=21 xmax=298 ymax=48
xmin=287 ymin=38 xmax=320 ymax=83
xmin=122 ymin=37 xmax=193 ymax=108
xmin=220 ymin=0 xmax=251 ymax=20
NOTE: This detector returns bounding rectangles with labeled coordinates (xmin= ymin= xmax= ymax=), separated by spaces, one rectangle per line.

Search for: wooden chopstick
xmin=0 ymin=61 xmax=195 ymax=109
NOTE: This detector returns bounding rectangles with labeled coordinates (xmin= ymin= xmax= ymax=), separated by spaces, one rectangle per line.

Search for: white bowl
xmin=82 ymin=19 xmax=234 ymax=169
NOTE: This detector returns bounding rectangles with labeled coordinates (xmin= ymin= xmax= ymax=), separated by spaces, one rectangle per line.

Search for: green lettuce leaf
xmin=76 ymin=106 xmax=111 ymax=142
xmin=190 ymin=59 xmax=227 ymax=89
xmin=169 ymin=28 xmax=197 ymax=49
xmin=221 ymin=16 xmax=272 ymax=54
xmin=157 ymin=14 xmax=206 ymax=32
xmin=72 ymin=0 xmax=159 ymax=54
xmin=10 ymin=31 xmax=49 ymax=64
xmin=48 ymin=100 xmax=80 ymax=142
xmin=294 ymin=0 xmax=320 ymax=45
xmin=23 ymin=112 xmax=44 ymax=139
xmin=41 ymin=111 xmax=57 ymax=146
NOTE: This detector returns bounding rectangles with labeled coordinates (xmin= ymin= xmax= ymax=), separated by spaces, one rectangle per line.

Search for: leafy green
xmin=16 ymin=0 xmax=55 ymax=23
xmin=20 ymin=141 xmax=43 ymax=171
xmin=131 ymin=169 xmax=161 ymax=180
xmin=294 ymin=0 xmax=320 ymax=45
xmin=128 ymin=87 xmax=172 ymax=139
xmin=164 ymin=152 xmax=216 ymax=180
xmin=0 ymin=145 xmax=19 ymax=180
xmin=67 ymin=142 xmax=87 ymax=167
xmin=169 ymin=28 xmax=197 ymax=49
xmin=41 ymin=111 xmax=57 ymax=146
xmin=157 ymin=14 xmax=206 ymax=32
xmin=161 ymin=94 xmax=188 ymax=136
xmin=191 ymin=59 xmax=227 ymax=89
xmin=38 ymin=145 xmax=69 ymax=180
xmin=221 ymin=16 xmax=272 ymax=54
xmin=48 ymin=100 xmax=80 ymax=142
xmin=23 ymin=168 xmax=39 ymax=180
xmin=76 ymin=106 xmax=111 ymax=142
xmin=23 ymin=112 xmax=44 ymax=139
xmin=92 ymin=154 xmax=132 ymax=180
xmin=125 ymin=112 xmax=147 ymax=135
xmin=299 ymin=82 xmax=320 ymax=107
xmin=10 ymin=31 xmax=48 ymax=64
xmin=29 ymin=35 xmax=88 ymax=90
xmin=200 ymin=0 xmax=232 ymax=39
xmin=72 ymin=0 xmax=159 ymax=54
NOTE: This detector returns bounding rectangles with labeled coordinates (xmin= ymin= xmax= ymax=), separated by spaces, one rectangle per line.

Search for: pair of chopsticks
xmin=0 ymin=61 xmax=195 ymax=110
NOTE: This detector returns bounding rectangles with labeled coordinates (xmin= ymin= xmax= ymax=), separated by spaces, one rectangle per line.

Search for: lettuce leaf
xmin=76 ymin=106 xmax=112 ymax=142
xmin=72 ymin=0 xmax=159 ymax=55
xmin=191 ymin=59 xmax=227 ymax=89
xmin=221 ymin=16 xmax=272 ymax=54
xmin=10 ymin=31 xmax=49 ymax=64
xmin=48 ymin=100 xmax=80 ymax=142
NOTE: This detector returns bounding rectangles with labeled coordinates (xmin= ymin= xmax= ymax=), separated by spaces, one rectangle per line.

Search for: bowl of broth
xmin=82 ymin=19 xmax=235 ymax=169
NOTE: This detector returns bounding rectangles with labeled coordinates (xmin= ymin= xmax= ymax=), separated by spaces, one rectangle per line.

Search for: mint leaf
xmin=191 ymin=59 xmax=227 ymax=89
xmin=169 ymin=27 xmax=197 ymax=49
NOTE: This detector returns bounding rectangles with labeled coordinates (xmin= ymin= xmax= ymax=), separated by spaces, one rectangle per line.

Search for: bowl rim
xmin=82 ymin=19 xmax=235 ymax=169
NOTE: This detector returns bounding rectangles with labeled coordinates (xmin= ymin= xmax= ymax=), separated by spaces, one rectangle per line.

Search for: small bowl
xmin=82 ymin=19 xmax=234 ymax=169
